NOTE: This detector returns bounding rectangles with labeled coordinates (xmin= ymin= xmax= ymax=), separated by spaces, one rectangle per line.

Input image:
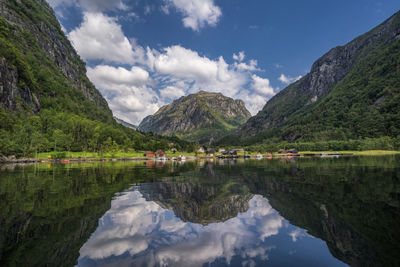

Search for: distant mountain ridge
xmin=139 ymin=91 xmax=251 ymax=144
xmin=220 ymin=10 xmax=400 ymax=145
xmin=114 ymin=117 xmax=137 ymax=130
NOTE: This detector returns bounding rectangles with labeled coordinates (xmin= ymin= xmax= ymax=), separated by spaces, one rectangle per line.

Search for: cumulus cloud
xmin=154 ymin=45 xmax=219 ymax=82
xmin=150 ymin=45 xmax=248 ymax=98
xmin=64 ymin=11 xmax=275 ymax=123
xmin=251 ymin=75 xmax=275 ymax=96
xmin=87 ymin=65 xmax=150 ymax=87
xmin=107 ymin=91 xmax=160 ymax=125
xmin=78 ymin=190 xmax=283 ymax=266
xmin=87 ymin=65 xmax=158 ymax=124
xmin=163 ymin=0 xmax=222 ymax=31
xmin=69 ymin=12 xmax=134 ymax=64
xmin=234 ymin=59 xmax=262 ymax=72
xmin=160 ymin=86 xmax=186 ymax=100
xmin=278 ymin=73 xmax=302 ymax=85
xmin=85 ymin=43 xmax=276 ymax=123
xmin=233 ymin=52 xmax=262 ymax=71
xmin=236 ymin=90 xmax=270 ymax=116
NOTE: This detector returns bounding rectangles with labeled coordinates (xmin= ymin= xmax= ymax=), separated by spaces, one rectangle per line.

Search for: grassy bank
xmin=18 ymin=150 xmax=400 ymax=162
xmin=298 ymin=150 xmax=400 ymax=156
xmin=36 ymin=151 xmax=197 ymax=160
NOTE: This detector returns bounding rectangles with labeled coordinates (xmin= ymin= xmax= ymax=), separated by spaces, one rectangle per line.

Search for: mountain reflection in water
xmin=77 ymin=185 xmax=344 ymax=267
xmin=0 ymin=156 xmax=399 ymax=267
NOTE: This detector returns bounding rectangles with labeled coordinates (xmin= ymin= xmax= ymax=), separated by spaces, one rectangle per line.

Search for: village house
xmin=207 ymin=149 xmax=216 ymax=157
xmin=155 ymin=150 xmax=166 ymax=158
xmin=144 ymin=151 xmax=155 ymax=158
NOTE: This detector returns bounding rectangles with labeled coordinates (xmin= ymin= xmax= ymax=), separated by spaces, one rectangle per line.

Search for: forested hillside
xmin=0 ymin=0 xmax=190 ymax=157
xmin=218 ymin=10 xmax=400 ymax=149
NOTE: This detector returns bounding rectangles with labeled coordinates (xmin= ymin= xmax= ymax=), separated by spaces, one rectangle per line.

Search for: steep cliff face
xmin=139 ymin=91 xmax=251 ymax=143
xmin=0 ymin=0 xmax=177 ymax=157
xmin=230 ymin=11 xmax=400 ymax=143
xmin=0 ymin=0 xmax=110 ymax=115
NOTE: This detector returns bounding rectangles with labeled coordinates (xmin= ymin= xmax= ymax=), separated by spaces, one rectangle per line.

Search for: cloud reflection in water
xmin=78 ymin=188 xmax=283 ymax=266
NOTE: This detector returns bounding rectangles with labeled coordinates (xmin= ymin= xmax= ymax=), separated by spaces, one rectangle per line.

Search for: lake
xmin=0 ymin=156 xmax=399 ymax=267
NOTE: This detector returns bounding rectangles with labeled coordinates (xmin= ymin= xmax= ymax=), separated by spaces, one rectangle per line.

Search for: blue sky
xmin=47 ymin=0 xmax=400 ymax=124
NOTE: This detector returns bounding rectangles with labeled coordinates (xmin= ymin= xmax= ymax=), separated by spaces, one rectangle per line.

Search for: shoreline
xmin=1 ymin=150 xmax=399 ymax=165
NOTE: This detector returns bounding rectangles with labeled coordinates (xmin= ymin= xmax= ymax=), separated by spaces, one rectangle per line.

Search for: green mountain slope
xmin=220 ymin=11 xmax=400 ymax=146
xmin=139 ymin=91 xmax=251 ymax=144
xmin=0 ymin=0 xmax=189 ymax=156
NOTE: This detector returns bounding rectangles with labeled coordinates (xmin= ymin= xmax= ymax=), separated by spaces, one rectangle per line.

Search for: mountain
xmin=139 ymin=91 xmax=251 ymax=144
xmin=0 ymin=0 xmax=109 ymax=118
xmin=114 ymin=117 xmax=137 ymax=130
xmin=220 ymin=11 xmax=400 ymax=145
xmin=0 ymin=0 xmax=190 ymax=156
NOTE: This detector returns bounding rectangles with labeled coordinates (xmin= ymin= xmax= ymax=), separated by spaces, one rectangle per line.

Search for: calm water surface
xmin=0 ymin=156 xmax=399 ymax=267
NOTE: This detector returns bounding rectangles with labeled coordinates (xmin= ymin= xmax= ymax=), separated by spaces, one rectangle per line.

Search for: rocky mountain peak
xmin=139 ymin=91 xmax=251 ymax=144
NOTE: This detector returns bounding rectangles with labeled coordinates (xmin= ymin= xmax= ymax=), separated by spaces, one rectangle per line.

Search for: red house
xmin=155 ymin=150 xmax=166 ymax=158
xmin=144 ymin=151 xmax=155 ymax=158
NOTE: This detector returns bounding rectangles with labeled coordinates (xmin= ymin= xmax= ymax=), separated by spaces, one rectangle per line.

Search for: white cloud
xmin=278 ymin=74 xmax=302 ymax=85
xmin=108 ymin=91 xmax=160 ymax=125
xmin=82 ymin=41 xmax=276 ymax=122
xmin=154 ymin=45 xmax=219 ymax=82
xmin=234 ymin=59 xmax=262 ymax=72
xmin=87 ymin=65 xmax=150 ymax=87
xmin=68 ymin=12 xmax=134 ymax=64
xmin=236 ymin=90 xmax=270 ymax=115
xmin=86 ymin=45 xmax=275 ymax=122
xmin=87 ymin=65 xmax=157 ymax=125
xmin=150 ymin=46 xmax=248 ymax=98
xmin=163 ymin=0 xmax=222 ymax=31
xmin=233 ymin=51 xmax=245 ymax=62
xmin=160 ymin=86 xmax=185 ymax=100
xmin=251 ymin=75 xmax=275 ymax=96
xmin=233 ymin=52 xmax=262 ymax=71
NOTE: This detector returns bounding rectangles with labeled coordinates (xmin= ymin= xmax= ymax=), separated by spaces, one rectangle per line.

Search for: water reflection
xmin=78 ymin=186 xmax=344 ymax=267
xmin=1 ymin=156 xmax=399 ymax=267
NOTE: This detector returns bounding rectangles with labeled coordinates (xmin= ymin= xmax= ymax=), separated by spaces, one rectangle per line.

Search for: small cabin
xmin=155 ymin=150 xmax=166 ymax=158
xmin=229 ymin=150 xmax=238 ymax=156
xmin=144 ymin=151 xmax=155 ymax=158
xmin=207 ymin=149 xmax=216 ymax=157
xmin=198 ymin=147 xmax=205 ymax=153
xmin=218 ymin=148 xmax=226 ymax=153
xmin=171 ymin=148 xmax=178 ymax=153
